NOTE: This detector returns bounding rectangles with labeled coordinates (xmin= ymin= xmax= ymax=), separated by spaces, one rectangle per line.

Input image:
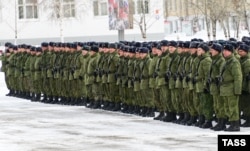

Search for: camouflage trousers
xmin=213 ymin=94 xmax=226 ymax=118
xmin=222 ymin=95 xmax=239 ymax=122
xmin=159 ymin=85 xmax=172 ymax=112
xmin=240 ymin=93 xmax=250 ymax=116
xmin=141 ymin=88 xmax=154 ymax=108
xmin=171 ymin=88 xmax=182 ymax=113
xmin=197 ymin=92 xmax=213 ymax=120
xmin=108 ymin=83 xmax=119 ymax=103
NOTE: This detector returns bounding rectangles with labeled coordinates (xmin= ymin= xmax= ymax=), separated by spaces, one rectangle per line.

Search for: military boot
xmin=102 ymin=101 xmax=109 ymax=110
xmin=180 ymin=112 xmax=191 ymax=125
xmin=213 ymin=118 xmax=226 ymax=131
xmin=121 ymin=103 xmax=129 ymax=113
xmin=25 ymin=92 xmax=31 ymax=99
xmin=186 ymin=116 xmax=197 ymax=126
xmin=86 ymin=99 xmax=95 ymax=108
xmin=163 ymin=112 xmax=177 ymax=122
xmin=224 ymin=121 xmax=240 ymax=132
xmin=51 ymin=96 xmax=59 ymax=104
xmin=41 ymin=94 xmax=48 ymax=103
xmin=132 ymin=106 xmax=141 ymax=115
xmin=241 ymin=116 xmax=250 ymax=127
xmin=174 ymin=113 xmax=184 ymax=124
xmin=30 ymin=93 xmax=36 ymax=101
xmin=154 ymin=111 xmax=165 ymax=120
xmin=127 ymin=105 xmax=135 ymax=114
xmin=195 ymin=115 xmax=205 ymax=127
xmin=106 ymin=102 xmax=115 ymax=111
xmin=79 ymin=97 xmax=87 ymax=106
xmin=201 ymin=120 xmax=212 ymax=129
xmin=145 ymin=108 xmax=155 ymax=117
xmin=6 ymin=90 xmax=13 ymax=96
xmin=35 ymin=93 xmax=41 ymax=102
xmin=140 ymin=107 xmax=148 ymax=117
xmin=112 ymin=102 xmax=121 ymax=112
xmin=47 ymin=96 xmax=54 ymax=104
xmin=91 ymin=101 xmax=101 ymax=109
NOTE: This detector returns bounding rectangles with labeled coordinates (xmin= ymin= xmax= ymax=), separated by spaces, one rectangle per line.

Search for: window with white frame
xmin=18 ymin=0 xmax=38 ymax=19
xmin=62 ymin=0 xmax=75 ymax=18
xmin=93 ymin=0 xmax=108 ymax=16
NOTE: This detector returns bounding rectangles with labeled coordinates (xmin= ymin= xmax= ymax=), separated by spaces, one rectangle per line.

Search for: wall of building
xmin=0 ymin=0 xmax=165 ymax=45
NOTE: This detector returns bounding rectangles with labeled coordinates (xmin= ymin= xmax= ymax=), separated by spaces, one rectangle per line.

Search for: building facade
xmin=0 ymin=0 xmax=249 ymax=45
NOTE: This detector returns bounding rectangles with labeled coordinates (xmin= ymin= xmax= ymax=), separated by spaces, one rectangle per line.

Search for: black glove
xmin=153 ymin=72 xmax=158 ymax=78
xmin=203 ymin=88 xmax=210 ymax=94
xmin=173 ymin=74 xmax=177 ymax=81
xmin=185 ymin=76 xmax=190 ymax=83
xmin=215 ymin=76 xmax=223 ymax=86
xmin=179 ymin=73 xmax=184 ymax=81
xmin=79 ymin=76 xmax=83 ymax=80
xmin=247 ymin=74 xmax=250 ymax=81
xmin=165 ymin=71 xmax=171 ymax=82
xmin=115 ymin=73 xmax=118 ymax=80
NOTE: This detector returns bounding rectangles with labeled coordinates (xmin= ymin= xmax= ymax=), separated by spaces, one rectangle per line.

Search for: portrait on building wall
xmin=108 ymin=0 xmax=133 ymax=30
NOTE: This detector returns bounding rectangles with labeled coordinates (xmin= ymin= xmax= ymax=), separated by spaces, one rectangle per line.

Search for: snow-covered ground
xmin=0 ymin=72 xmax=249 ymax=151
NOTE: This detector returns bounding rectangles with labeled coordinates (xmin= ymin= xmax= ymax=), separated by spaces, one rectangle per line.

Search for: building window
xmin=18 ymin=0 xmax=38 ymax=19
xmin=62 ymin=0 xmax=75 ymax=18
xmin=93 ymin=0 xmax=108 ymax=16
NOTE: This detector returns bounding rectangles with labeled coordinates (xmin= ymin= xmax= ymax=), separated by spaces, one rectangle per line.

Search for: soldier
xmin=94 ymin=42 xmax=108 ymax=109
xmin=208 ymin=43 xmax=226 ymax=131
xmin=2 ymin=43 xmax=12 ymax=96
xmin=100 ymin=43 xmax=111 ymax=109
xmin=120 ymin=45 xmax=130 ymax=113
xmin=131 ymin=43 xmax=143 ymax=115
xmin=7 ymin=45 xmax=18 ymax=97
xmin=32 ymin=47 xmax=43 ymax=101
xmin=167 ymin=41 xmax=179 ymax=122
xmin=220 ymin=44 xmax=242 ymax=131
xmin=29 ymin=47 xmax=38 ymax=101
xmin=238 ymin=44 xmax=250 ymax=127
xmin=18 ymin=44 xmax=30 ymax=99
xmin=79 ymin=45 xmax=91 ymax=106
xmin=179 ymin=41 xmax=192 ymax=125
xmin=126 ymin=46 xmax=137 ymax=114
xmin=194 ymin=43 xmax=213 ymax=128
xmin=139 ymin=47 xmax=154 ymax=117
xmin=51 ymin=42 xmax=64 ymax=104
xmin=151 ymin=42 xmax=164 ymax=120
xmin=69 ymin=42 xmax=84 ymax=105
xmin=116 ymin=44 xmax=127 ymax=111
xmin=85 ymin=45 xmax=100 ymax=108
xmin=40 ymin=42 xmax=49 ymax=102
xmin=186 ymin=42 xmax=200 ymax=126
xmin=61 ymin=43 xmax=72 ymax=104
xmin=174 ymin=41 xmax=186 ymax=124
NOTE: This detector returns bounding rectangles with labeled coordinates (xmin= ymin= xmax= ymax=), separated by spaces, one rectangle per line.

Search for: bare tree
xmin=39 ymin=0 xmax=88 ymax=42
xmin=132 ymin=0 xmax=161 ymax=40
xmin=187 ymin=0 xmax=231 ymax=40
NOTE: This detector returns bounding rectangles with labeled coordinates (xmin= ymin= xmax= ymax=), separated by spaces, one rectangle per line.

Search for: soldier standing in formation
xmin=238 ymin=44 xmax=250 ymax=127
xmin=3 ymin=38 xmax=250 ymax=132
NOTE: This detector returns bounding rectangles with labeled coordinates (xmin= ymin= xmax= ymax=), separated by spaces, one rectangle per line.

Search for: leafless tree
xmin=39 ymin=0 xmax=88 ymax=42
xmin=132 ymin=0 xmax=161 ymax=40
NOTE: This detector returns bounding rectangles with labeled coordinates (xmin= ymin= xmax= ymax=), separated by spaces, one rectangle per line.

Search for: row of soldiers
xmin=1 ymin=38 xmax=250 ymax=132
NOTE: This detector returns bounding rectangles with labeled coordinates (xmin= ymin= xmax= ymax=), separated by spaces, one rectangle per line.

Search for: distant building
xmin=0 ymin=0 xmax=249 ymax=45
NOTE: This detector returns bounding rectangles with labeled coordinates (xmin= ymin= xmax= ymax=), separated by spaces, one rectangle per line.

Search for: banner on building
xmin=108 ymin=0 xmax=133 ymax=30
